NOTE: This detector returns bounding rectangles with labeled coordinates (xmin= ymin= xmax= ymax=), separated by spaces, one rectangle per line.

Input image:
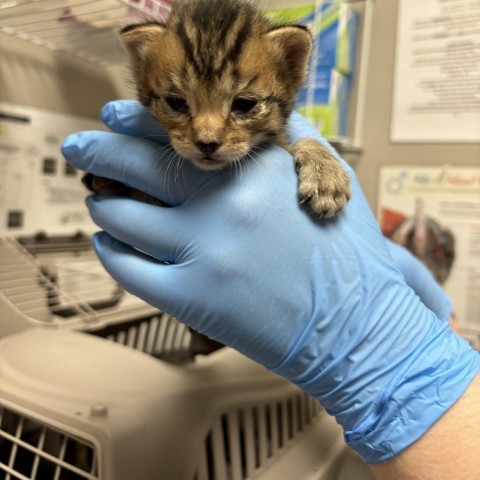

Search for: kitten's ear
xmin=265 ymin=26 xmax=312 ymax=89
xmin=120 ymin=22 xmax=167 ymax=64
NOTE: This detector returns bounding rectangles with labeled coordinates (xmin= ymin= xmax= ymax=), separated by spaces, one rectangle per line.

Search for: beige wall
xmin=356 ymin=0 xmax=480 ymax=211
xmin=1 ymin=0 xmax=478 ymax=212
xmin=0 ymin=33 xmax=133 ymax=118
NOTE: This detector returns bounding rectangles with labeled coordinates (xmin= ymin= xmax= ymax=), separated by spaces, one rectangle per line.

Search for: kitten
xmin=85 ymin=0 xmax=351 ymax=217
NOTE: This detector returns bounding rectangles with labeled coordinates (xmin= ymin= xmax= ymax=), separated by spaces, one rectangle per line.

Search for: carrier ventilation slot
xmin=96 ymin=313 xmax=195 ymax=363
xmin=0 ymin=404 xmax=99 ymax=480
xmin=194 ymin=392 xmax=324 ymax=480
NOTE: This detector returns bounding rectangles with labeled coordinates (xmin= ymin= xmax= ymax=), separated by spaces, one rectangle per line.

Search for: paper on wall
xmin=391 ymin=0 xmax=480 ymax=142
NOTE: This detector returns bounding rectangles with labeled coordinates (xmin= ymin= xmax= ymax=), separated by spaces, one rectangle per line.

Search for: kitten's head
xmin=121 ymin=0 xmax=311 ymax=171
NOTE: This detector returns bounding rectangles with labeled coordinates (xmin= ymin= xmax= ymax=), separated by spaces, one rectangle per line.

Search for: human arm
xmin=62 ymin=101 xmax=479 ymax=477
xmin=371 ymin=372 xmax=480 ymax=480
xmin=358 ymin=239 xmax=474 ymax=479
xmin=385 ymin=238 xmax=452 ymax=322
xmin=373 ymin=239 xmax=477 ymax=479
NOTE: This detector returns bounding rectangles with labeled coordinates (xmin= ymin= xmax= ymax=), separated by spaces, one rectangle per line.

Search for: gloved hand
xmin=62 ymin=100 xmax=479 ymax=464
xmin=384 ymin=238 xmax=452 ymax=323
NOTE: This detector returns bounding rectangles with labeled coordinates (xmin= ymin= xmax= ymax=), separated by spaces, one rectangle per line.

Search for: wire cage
xmin=0 ymin=233 xmax=226 ymax=363
xmin=0 ymin=0 xmax=172 ymax=64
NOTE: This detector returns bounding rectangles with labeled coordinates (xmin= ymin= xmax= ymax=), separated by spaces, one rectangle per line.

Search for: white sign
xmin=391 ymin=0 xmax=480 ymax=142
xmin=378 ymin=166 xmax=480 ymax=338
xmin=0 ymin=103 xmax=102 ymax=236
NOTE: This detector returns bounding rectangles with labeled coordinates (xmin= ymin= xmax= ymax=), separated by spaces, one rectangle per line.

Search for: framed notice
xmin=391 ymin=0 xmax=480 ymax=142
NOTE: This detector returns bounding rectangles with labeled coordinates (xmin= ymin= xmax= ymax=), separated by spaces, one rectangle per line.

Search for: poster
xmin=378 ymin=166 xmax=480 ymax=344
xmin=391 ymin=0 xmax=480 ymax=142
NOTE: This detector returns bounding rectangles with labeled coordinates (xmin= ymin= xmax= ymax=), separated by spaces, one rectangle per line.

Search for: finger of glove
xmin=86 ymin=195 xmax=189 ymax=262
xmin=92 ymin=231 xmax=183 ymax=314
xmin=386 ymin=238 xmax=452 ymax=322
xmin=101 ymin=100 xmax=170 ymax=143
xmin=62 ymin=130 xmax=216 ymax=206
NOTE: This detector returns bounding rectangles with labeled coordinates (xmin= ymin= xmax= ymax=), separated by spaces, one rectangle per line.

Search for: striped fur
xmin=120 ymin=0 xmax=312 ymax=170
xmin=119 ymin=0 xmax=351 ymax=217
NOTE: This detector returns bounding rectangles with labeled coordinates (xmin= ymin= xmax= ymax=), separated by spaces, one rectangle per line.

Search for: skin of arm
xmin=371 ymin=373 xmax=480 ymax=480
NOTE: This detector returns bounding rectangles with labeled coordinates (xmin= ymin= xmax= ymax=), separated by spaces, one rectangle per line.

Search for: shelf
xmin=0 ymin=0 xmax=172 ymax=64
xmin=329 ymin=140 xmax=362 ymax=167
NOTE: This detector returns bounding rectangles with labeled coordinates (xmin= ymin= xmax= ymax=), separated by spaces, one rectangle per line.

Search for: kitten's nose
xmin=195 ymin=142 xmax=221 ymax=156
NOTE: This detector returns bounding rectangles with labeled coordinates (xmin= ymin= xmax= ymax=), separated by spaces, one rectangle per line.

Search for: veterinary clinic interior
xmin=0 ymin=1 xmax=479 ymax=479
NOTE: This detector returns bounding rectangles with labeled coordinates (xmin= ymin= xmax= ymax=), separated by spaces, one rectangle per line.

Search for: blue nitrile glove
xmin=62 ymin=100 xmax=479 ymax=464
xmin=384 ymin=238 xmax=452 ymax=323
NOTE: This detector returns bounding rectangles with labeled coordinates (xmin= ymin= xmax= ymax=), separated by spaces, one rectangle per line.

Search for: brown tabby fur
xmin=85 ymin=0 xmax=350 ymax=217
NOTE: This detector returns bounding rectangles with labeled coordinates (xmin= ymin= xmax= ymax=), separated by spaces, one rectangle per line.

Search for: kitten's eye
xmin=231 ymin=97 xmax=258 ymax=114
xmin=165 ymin=96 xmax=189 ymax=114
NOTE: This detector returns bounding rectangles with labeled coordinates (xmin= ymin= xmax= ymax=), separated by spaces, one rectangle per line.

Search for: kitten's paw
xmin=81 ymin=173 xmax=166 ymax=206
xmin=292 ymin=139 xmax=351 ymax=218
xmin=297 ymin=167 xmax=351 ymax=218
xmin=82 ymin=173 xmax=127 ymax=195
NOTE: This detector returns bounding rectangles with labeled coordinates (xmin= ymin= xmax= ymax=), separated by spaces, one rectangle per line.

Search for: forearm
xmin=370 ymin=373 xmax=480 ymax=480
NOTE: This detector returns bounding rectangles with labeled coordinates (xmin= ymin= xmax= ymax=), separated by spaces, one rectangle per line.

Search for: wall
xmin=0 ymin=33 xmax=133 ymax=118
xmin=1 ymin=0 xmax=478 ymax=212
xmin=356 ymin=0 xmax=480 ymax=211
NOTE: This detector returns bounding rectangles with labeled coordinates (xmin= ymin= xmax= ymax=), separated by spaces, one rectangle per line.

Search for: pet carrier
xmin=0 ymin=304 xmax=352 ymax=480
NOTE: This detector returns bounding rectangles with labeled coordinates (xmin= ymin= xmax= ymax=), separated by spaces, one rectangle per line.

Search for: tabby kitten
xmin=85 ymin=0 xmax=350 ymax=217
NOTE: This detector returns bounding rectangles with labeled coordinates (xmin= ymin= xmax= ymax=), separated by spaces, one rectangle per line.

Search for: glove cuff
xmin=345 ymin=325 xmax=479 ymax=463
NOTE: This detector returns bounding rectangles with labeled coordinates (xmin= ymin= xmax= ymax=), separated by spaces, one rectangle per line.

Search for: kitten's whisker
xmin=164 ymin=154 xmax=176 ymax=200
xmin=166 ymin=149 xmax=182 ymax=201
xmin=151 ymin=145 xmax=175 ymax=200
xmin=232 ymin=156 xmax=243 ymax=178
xmin=234 ymin=156 xmax=245 ymax=180
xmin=246 ymin=149 xmax=262 ymax=169
xmin=152 ymin=145 xmax=173 ymax=164
xmin=143 ymin=134 xmax=171 ymax=139
xmin=152 ymin=145 xmax=174 ymax=173
xmin=174 ymin=154 xmax=185 ymax=195
xmin=232 ymin=158 xmax=238 ymax=177
xmin=170 ymin=151 xmax=180 ymax=196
